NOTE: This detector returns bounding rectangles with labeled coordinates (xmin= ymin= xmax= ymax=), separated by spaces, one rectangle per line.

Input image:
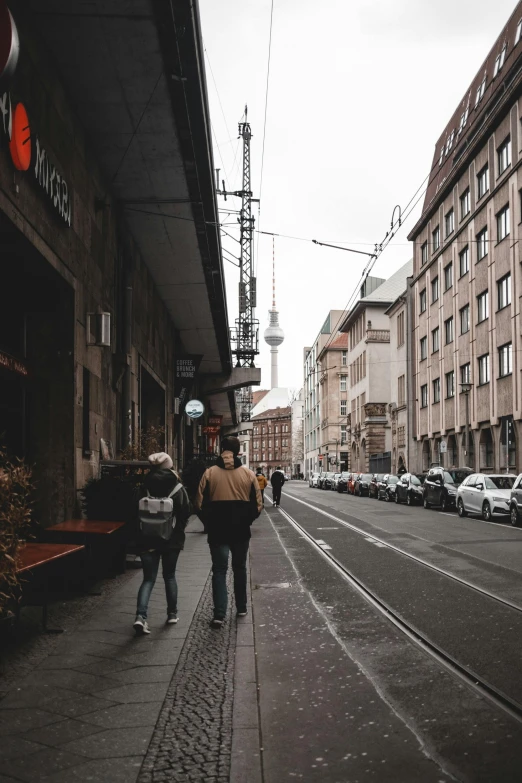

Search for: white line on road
xmin=317 ymin=527 xmax=339 ymax=530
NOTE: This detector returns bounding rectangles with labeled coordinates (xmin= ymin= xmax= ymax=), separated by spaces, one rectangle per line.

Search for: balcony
xmin=366 ymin=329 xmax=390 ymax=343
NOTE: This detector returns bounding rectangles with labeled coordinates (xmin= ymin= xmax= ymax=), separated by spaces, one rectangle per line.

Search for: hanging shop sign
xmin=208 ymin=415 xmax=222 ymax=427
xmin=174 ymin=355 xmax=202 ymax=409
xmin=185 ymin=399 xmax=205 ymax=419
xmin=0 ymin=348 xmax=28 ymax=377
xmin=203 ymin=425 xmax=220 ymax=435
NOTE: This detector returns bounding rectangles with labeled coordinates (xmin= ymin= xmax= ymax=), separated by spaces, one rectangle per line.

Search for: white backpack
xmin=138 ymin=483 xmax=183 ymax=541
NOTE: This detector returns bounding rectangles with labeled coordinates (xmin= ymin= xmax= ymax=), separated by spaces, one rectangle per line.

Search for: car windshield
xmin=341 ymin=473 xmax=349 ymax=478
xmin=447 ymin=469 xmax=470 ymax=484
xmin=443 ymin=472 xmax=455 ymax=484
xmin=361 ymin=474 xmax=373 ymax=481
xmin=411 ymin=475 xmax=423 ymax=486
xmin=484 ymin=476 xmax=515 ymax=490
xmin=374 ymin=474 xmax=385 ymax=481
xmin=387 ymin=476 xmax=399 ymax=484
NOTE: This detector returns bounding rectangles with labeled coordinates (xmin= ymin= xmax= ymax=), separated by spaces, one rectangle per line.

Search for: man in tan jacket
xmin=195 ymin=437 xmax=262 ymax=628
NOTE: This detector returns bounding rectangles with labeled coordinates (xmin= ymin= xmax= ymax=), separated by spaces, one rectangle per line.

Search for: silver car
xmin=457 ymin=473 xmax=516 ymax=521
xmin=309 ymin=471 xmax=321 ymax=488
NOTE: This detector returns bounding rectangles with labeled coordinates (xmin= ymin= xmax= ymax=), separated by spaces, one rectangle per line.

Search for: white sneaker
xmin=133 ymin=615 xmax=150 ymax=635
xmin=166 ymin=613 xmax=178 ymax=624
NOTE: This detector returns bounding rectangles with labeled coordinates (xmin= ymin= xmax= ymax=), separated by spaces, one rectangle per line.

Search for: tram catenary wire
xmin=265 ymin=490 xmax=522 ymax=724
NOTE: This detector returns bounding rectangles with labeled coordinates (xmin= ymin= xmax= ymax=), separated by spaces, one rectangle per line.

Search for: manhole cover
xmin=255 ymin=582 xmax=291 ymax=589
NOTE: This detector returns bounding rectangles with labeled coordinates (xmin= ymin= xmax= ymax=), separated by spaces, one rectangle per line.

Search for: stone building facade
xmin=251 ymin=407 xmax=292 ymax=477
xmin=316 ymin=333 xmax=350 ymax=472
xmin=408 ymin=1 xmax=522 ymax=474
xmin=386 ymin=274 xmax=413 ymax=474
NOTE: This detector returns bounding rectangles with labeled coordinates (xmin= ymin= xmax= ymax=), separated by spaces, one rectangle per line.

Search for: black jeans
xmin=209 ymin=540 xmax=249 ymax=619
xmin=272 ymin=485 xmax=282 ymax=504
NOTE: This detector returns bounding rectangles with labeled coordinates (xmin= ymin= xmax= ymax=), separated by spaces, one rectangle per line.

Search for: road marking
xmin=315 ymin=539 xmax=326 ymax=545
xmin=440 ymin=513 xmax=454 ymax=517
xmin=317 ymin=527 xmax=339 ymax=530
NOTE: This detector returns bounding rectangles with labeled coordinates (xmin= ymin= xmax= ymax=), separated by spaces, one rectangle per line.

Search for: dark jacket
xmin=195 ymin=451 xmax=263 ymax=545
xmin=137 ymin=468 xmax=191 ymax=552
xmin=270 ymin=470 xmax=285 ymax=489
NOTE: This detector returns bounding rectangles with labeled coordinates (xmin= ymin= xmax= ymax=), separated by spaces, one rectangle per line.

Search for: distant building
xmin=251 ymin=406 xmax=291 ymax=476
xmin=316 ymin=332 xmax=350 ymax=473
xmin=386 ymin=270 xmax=413 ymax=474
xmin=291 ymin=391 xmax=304 ymax=477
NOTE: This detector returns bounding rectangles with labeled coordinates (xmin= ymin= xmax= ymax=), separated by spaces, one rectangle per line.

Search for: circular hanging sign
xmin=0 ymin=6 xmax=19 ymax=83
xmin=185 ymin=399 xmax=204 ymax=419
xmin=9 ymin=101 xmax=31 ymax=170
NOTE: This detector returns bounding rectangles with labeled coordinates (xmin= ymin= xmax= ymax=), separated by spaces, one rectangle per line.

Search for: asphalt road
xmin=262 ymin=481 xmax=522 ymax=782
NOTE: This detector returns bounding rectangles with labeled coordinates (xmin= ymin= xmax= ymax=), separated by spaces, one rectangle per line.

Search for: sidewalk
xmin=0 ymin=508 xmax=459 ymax=782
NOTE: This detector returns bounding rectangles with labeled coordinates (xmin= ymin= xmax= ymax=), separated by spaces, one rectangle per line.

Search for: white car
xmin=457 ymin=473 xmax=517 ymax=521
xmin=330 ymin=473 xmax=342 ymax=491
xmin=309 ymin=471 xmax=320 ymax=488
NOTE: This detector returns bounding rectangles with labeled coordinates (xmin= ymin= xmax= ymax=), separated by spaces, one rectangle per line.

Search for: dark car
xmin=337 ymin=472 xmax=350 ymax=493
xmin=423 ymin=466 xmax=473 ymax=510
xmin=321 ymin=471 xmax=336 ymax=490
xmin=377 ymin=474 xmax=400 ymax=501
xmin=369 ymin=474 xmax=385 ymax=498
xmin=353 ymin=473 xmax=373 ymax=497
xmin=348 ymin=472 xmax=360 ymax=495
xmin=395 ymin=473 xmax=426 ymax=505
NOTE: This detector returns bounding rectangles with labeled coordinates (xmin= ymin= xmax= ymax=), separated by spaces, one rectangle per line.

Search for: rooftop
xmin=251 ymin=406 xmax=291 ymax=421
xmin=339 ymin=260 xmax=413 ymax=332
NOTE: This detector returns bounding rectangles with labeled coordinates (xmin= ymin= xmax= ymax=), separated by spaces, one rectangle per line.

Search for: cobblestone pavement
xmin=138 ymin=571 xmax=236 ymax=783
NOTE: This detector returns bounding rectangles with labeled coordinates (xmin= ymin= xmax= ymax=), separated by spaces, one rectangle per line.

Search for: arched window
xmin=479 ymin=429 xmax=493 ymax=469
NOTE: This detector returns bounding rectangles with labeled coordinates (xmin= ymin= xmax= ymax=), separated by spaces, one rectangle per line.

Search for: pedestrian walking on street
xmin=195 ymin=437 xmax=262 ymax=628
xmin=270 ymin=466 xmax=285 ymax=507
xmin=255 ymin=467 xmax=267 ymax=505
xmin=133 ymin=452 xmax=191 ymax=636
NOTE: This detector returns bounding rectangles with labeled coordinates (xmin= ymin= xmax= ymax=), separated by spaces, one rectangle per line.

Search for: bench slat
xmin=17 ymin=543 xmax=85 ymax=573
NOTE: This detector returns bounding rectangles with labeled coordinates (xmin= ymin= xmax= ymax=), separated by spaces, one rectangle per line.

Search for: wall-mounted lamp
xmin=87 ymin=312 xmax=111 ymax=347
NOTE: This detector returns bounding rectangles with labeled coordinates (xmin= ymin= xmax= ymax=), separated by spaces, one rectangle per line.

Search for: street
xmin=259 ymin=481 xmax=522 ymax=782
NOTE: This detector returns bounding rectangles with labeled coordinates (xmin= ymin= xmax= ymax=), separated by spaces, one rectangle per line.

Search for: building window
xmin=398 ymin=425 xmax=406 ymax=447
xmin=459 ymin=246 xmax=469 ymax=277
xmin=433 ymin=378 xmax=441 ymax=404
xmin=477 ymin=290 xmax=489 ymax=323
xmin=499 ymin=343 xmax=513 ymax=377
xmin=461 ymin=363 xmax=471 ymax=386
xmin=477 ymin=165 xmax=489 ymax=199
xmin=432 ymin=226 xmax=440 ymax=253
xmin=498 ymin=137 xmax=511 ymax=174
xmin=444 ymin=317 xmax=454 ymax=344
xmin=269 ymin=453 xmax=272 ymax=461
xmin=446 ymin=371 xmax=455 ymax=398
xmin=431 ymin=276 xmax=439 ymax=302
xmin=275 ymin=425 xmax=278 ymax=433
xmin=340 ymin=374 xmax=347 ymax=392
xmin=478 ymin=354 xmax=490 ymax=385
xmin=342 ymin=350 xmax=347 ymax=366
xmin=397 ymin=311 xmax=405 ymax=346
xmin=497 ymin=273 xmax=511 ymax=309
xmin=516 ymin=18 xmax=522 ymax=44
xmin=493 ymin=44 xmax=507 ymax=78
xmin=475 ymin=76 xmax=486 ymax=106
xmin=341 ymin=425 xmax=347 ymax=445
xmin=340 ymin=400 xmax=347 ymax=416
xmin=460 ymin=304 xmax=470 ymax=334
xmin=421 ymin=384 xmax=428 ymax=408
xmin=497 ymin=205 xmax=510 ymax=241
xmin=421 ymin=242 xmax=428 ymax=265
xmin=419 ymin=288 xmax=427 ymax=313
xmin=432 ymin=327 xmax=440 ymax=353
xmin=420 ymin=336 xmax=427 ymax=361
xmin=439 ymin=147 xmax=444 ymax=166
xmin=477 ymin=227 xmax=488 ymax=260
xmin=458 ymin=106 xmax=469 ymax=134
xmin=460 ymin=188 xmax=470 ymax=219
xmin=445 ymin=131 xmax=455 ymax=154
xmin=444 ymin=263 xmax=453 ymax=291
xmin=398 ymin=374 xmax=405 ymax=407
xmin=445 ymin=209 xmax=454 ymax=237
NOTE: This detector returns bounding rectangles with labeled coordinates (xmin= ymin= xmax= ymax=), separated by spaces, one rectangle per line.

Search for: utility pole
xmin=216 ymin=106 xmax=259 ymax=422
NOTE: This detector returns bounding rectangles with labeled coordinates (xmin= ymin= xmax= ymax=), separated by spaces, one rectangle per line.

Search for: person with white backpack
xmin=133 ymin=452 xmax=190 ymax=636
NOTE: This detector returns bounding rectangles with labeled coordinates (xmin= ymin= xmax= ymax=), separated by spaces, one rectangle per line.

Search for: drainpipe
xmin=123 ymin=268 xmax=133 ymax=448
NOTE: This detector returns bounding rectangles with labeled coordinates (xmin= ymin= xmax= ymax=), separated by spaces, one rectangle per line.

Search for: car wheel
xmin=395 ymin=492 xmax=400 ymax=504
xmin=510 ymin=505 xmax=520 ymax=527
xmin=441 ymin=495 xmax=447 ymax=512
xmin=457 ymin=498 xmax=467 ymax=517
xmin=377 ymin=492 xmax=381 ymax=501
xmin=482 ymin=501 xmax=492 ymax=522
xmin=423 ymin=495 xmax=430 ymax=509
xmin=385 ymin=492 xmax=390 ymax=502
xmin=407 ymin=493 xmax=412 ymax=506
xmin=358 ymin=488 xmax=363 ymax=497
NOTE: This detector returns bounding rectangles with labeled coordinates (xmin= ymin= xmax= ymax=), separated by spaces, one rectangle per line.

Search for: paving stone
xmin=117 ymin=650 xmax=182 ymax=667
xmin=0 ymin=776 xmax=25 ymax=783
xmin=1 ymin=747 xmax=86 ymax=782
xmin=22 ymin=669 xmax=119 ymax=696
xmin=80 ymin=701 xmax=164 ymax=729
xmin=97 ymin=682 xmax=168 ymax=704
xmin=23 ymin=717 xmax=105 ymax=747
xmin=46 ymin=694 xmax=119 ymax=718
xmin=35 ymin=755 xmax=144 ymax=783
xmin=74 ymin=658 xmax=135 ymax=676
xmin=108 ymin=666 xmax=175 ymax=684
xmin=0 ymin=708 xmax=63 ymax=736
xmin=0 ymin=685 xmax=81 ymax=710
xmin=61 ymin=725 xmax=154 ymax=759
xmin=39 ymin=655 xmax=107 ymax=671
xmin=0 ymin=734 xmax=47 ymax=760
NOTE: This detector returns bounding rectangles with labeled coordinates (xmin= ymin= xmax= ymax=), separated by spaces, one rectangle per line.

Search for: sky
xmin=199 ymin=0 xmax=518 ymax=393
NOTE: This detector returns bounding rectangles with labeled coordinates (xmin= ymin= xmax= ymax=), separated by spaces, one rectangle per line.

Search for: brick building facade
xmin=251 ymin=407 xmax=292 ymax=476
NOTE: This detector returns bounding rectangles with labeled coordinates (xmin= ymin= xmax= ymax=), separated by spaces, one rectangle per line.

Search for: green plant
xmin=0 ymin=449 xmax=34 ymax=618
xmin=118 ymin=424 xmax=166 ymax=461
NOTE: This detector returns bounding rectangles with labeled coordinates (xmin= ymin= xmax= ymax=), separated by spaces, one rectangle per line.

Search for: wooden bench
xmin=15 ymin=542 xmax=85 ymax=633
xmin=45 ymin=519 xmax=128 ymax=578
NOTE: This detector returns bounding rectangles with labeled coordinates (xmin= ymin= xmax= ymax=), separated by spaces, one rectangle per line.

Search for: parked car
xmin=347 ymin=473 xmax=360 ymax=495
xmin=309 ymin=471 xmax=321 ymax=488
xmin=423 ymin=466 xmax=472 ymax=510
xmin=337 ymin=472 xmax=350 ymax=493
xmin=322 ymin=471 xmax=336 ymax=490
xmin=377 ymin=474 xmax=400 ymax=501
xmin=330 ymin=473 xmax=342 ymax=491
xmin=369 ymin=474 xmax=385 ymax=498
xmin=395 ymin=473 xmax=426 ymax=505
xmin=353 ymin=473 xmax=373 ymax=497
xmin=457 ymin=473 xmax=516 ymax=521
xmin=509 ymin=474 xmax=522 ymax=526
xmin=284 ymin=474 xmax=291 ymax=481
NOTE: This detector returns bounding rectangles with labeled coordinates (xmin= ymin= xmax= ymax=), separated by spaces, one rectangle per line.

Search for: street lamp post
xmin=460 ymin=382 xmax=473 ymax=468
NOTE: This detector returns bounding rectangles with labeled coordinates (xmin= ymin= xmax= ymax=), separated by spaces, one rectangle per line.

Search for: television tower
xmin=263 ymin=238 xmax=285 ymax=388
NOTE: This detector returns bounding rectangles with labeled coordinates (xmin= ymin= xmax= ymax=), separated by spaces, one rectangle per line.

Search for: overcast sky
xmin=199 ymin=0 xmax=518 ymax=393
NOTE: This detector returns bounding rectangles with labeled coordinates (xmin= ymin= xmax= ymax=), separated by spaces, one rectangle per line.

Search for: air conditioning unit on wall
xmin=87 ymin=313 xmax=111 ymax=347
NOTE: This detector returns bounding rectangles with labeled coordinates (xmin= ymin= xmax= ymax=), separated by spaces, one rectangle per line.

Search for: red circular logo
xmin=9 ymin=102 xmax=31 ymax=170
